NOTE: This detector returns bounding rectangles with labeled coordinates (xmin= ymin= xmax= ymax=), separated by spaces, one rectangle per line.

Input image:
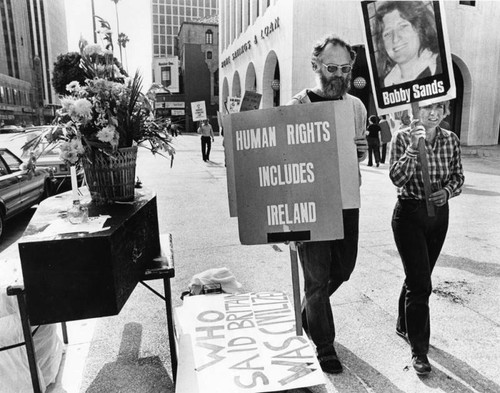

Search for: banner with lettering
xmin=226 ymin=101 xmax=364 ymax=245
xmin=175 ymin=293 xmax=325 ymax=392
xmin=361 ymin=1 xmax=456 ymax=115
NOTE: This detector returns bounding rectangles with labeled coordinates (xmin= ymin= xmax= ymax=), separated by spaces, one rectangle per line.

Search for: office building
xmin=219 ymin=0 xmax=500 ymax=146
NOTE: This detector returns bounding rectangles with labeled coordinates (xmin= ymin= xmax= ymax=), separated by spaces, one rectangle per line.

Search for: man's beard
xmin=320 ymin=74 xmax=351 ymax=99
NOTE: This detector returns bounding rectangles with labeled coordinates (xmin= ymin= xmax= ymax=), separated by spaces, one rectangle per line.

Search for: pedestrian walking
xmin=197 ymin=119 xmax=214 ymax=161
xmin=287 ymin=34 xmax=368 ymax=374
xmin=379 ymin=115 xmax=392 ymax=163
xmin=366 ymin=115 xmax=381 ymax=167
xmin=389 ymin=101 xmax=464 ymax=375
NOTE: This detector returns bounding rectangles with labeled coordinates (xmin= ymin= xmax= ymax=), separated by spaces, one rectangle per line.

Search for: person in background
xmin=287 ymin=34 xmax=368 ymax=374
xmin=197 ymin=119 xmax=214 ymax=161
xmin=373 ymin=1 xmax=442 ymax=87
xmin=379 ymin=115 xmax=392 ymax=163
xmin=389 ymin=101 xmax=464 ymax=375
xmin=366 ymin=115 xmax=381 ymax=167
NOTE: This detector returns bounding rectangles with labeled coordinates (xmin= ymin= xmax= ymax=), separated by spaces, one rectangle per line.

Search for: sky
xmin=64 ymin=0 xmax=153 ymax=88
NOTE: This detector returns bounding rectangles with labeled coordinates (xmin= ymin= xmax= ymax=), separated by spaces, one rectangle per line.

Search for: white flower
xmin=83 ymin=44 xmax=103 ymax=56
xmin=66 ymin=81 xmax=81 ymax=93
xmin=97 ymin=125 xmax=117 ymax=143
xmin=72 ymin=98 xmax=93 ymax=119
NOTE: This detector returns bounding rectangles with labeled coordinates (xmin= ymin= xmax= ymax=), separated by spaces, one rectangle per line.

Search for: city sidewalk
xmin=46 ymin=134 xmax=499 ymax=393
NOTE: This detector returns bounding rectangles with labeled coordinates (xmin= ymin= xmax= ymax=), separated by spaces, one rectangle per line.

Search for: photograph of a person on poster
xmin=372 ymin=1 xmax=443 ymax=87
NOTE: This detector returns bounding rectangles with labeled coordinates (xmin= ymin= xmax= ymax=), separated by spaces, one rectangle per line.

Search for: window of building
xmin=161 ymin=66 xmax=171 ymax=88
xmin=205 ymin=29 xmax=213 ymax=44
xmin=207 ymin=51 xmax=212 ymax=59
xmin=459 ymin=1 xmax=476 ymax=5
xmin=0 ymin=86 xmax=4 ymax=103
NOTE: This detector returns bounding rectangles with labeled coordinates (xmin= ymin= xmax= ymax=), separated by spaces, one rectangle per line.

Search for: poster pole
xmin=289 ymin=241 xmax=303 ymax=336
xmin=411 ymin=102 xmax=435 ymax=217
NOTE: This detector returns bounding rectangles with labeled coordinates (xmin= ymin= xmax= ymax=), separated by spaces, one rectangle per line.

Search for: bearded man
xmin=287 ymin=35 xmax=368 ymax=374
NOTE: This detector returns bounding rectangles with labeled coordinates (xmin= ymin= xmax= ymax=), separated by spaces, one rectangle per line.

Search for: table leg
xmin=163 ymin=277 xmax=178 ymax=382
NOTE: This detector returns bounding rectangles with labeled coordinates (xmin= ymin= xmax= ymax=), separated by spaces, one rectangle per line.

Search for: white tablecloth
xmin=0 ymin=242 xmax=63 ymax=393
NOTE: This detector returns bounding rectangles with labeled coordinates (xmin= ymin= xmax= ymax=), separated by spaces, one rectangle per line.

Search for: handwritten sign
xmin=240 ymin=91 xmax=262 ymax=112
xmin=361 ymin=0 xmax=455 ymax=115
xmin=225 ymin=102 xmax=363 ymax=245
xmin=191 ymin=100 xmax=207 ymax=121
xmin=175 ymin=293 xmax=325 ymax=392
xmin=227 ymin=96 xmax=242 ymax=113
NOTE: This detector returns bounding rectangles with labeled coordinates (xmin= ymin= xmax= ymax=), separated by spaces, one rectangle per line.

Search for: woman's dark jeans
xmin=392 ymin=198 xmax=449 ymax=356
xmin=298 ymin=209 xmax=359 ymax=352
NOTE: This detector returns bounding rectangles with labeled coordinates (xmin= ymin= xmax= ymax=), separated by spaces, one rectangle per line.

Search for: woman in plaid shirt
xmin=389 ymin=101 xmax=464 ymax=375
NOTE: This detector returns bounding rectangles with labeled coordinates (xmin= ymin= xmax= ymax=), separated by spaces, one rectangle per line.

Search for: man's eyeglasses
xmin=321 ymin=63 xmax=352 ymax=74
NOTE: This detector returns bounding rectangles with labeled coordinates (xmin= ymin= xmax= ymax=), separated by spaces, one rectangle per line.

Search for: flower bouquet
xmin=25 ymin=22 xmax=174 ymax=203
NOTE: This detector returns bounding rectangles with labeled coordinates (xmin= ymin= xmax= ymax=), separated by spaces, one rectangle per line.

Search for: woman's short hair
xmin=373 ymin=1 xmax=439 ymax=77
xmin=369 ymin=115 xmax=379 ymax=124
xmin=311 ymin=34 xmax=356 ymax=63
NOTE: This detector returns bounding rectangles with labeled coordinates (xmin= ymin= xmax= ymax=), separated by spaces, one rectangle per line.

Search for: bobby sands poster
xmin=361 ymin=0 xmax=456 ymax=115
xmin=225 ymin=101 xmax=360 ymax=245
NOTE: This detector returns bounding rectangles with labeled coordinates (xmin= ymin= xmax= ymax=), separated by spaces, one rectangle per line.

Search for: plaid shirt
xmin=389 ymin=127 xmax=464 ymax=200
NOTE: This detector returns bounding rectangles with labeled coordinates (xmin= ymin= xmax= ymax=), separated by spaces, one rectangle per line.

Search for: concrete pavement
xmin=45 ymin=133 xmax=499 ymax=393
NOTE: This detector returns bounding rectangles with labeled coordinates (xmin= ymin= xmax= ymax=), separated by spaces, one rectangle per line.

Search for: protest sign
xmin=175 ymin=292 xmax=325 ymax=392
xmin=225 ymin=101 xmax=360 ymax=245
xmin=222 ymin=113 xmax=238 ymax=218
xmin=191 ymin=100 xmax=207 ymax=121
xmin=227 ymin=96 xmax=242 ymax=113
xmin=361 ymin=0 xmax=455 ymax=115
xmin=240 ymin=90 xmax=262 ymax=112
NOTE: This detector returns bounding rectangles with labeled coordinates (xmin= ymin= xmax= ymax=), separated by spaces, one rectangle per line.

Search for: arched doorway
xmin=245 ymin=63 xmax=257 ymax=93
xmin=232 ymin=72 xmax=242 ymax=98
xmin=222 ymin=77 xmax=229 ymax=113
xmin=262 ymin=51 xmax=280 ymax=108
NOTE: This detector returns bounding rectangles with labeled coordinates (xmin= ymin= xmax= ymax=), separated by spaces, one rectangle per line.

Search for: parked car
xmin=23 ymin=126 xmax=84 ymax=191
xmin=0 ymin=125 xmax=24 ymax=134
xmin=0 ymin=148 xmax=54 ymax=239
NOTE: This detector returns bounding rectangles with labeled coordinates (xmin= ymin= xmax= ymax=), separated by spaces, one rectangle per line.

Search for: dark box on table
xmin=18 ymin=189 xmax=160 ymax=325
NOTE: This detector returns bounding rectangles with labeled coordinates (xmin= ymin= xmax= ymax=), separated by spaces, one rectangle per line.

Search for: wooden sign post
xmin=412 ymin=102 xmax=435 ymax=217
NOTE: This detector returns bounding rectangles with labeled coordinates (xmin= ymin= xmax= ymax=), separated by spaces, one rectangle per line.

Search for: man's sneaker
xmin=396 ymin=326 xmax=408 ymax=341
xmin=412 ymin=354 xmax=431 ymax=375
xmin=318 ymin=351 xmax=343 ymax=374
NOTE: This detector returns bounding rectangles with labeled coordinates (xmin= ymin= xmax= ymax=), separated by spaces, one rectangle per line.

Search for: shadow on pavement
xmin=423 ymin=345 xmax=500 ymax=393
xmin=330 ymin=343 xmax=407 ymax=393
xmin=85 ymin=322 xmax=174 ymax=393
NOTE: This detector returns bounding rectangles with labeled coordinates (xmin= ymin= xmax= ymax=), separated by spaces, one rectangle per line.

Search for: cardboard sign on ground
xmin=174 ymin=293 xmax=325 ymax=393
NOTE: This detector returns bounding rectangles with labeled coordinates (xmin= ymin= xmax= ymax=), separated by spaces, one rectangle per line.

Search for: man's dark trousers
xmin=298 ymin=209 xmax=359 ymax=352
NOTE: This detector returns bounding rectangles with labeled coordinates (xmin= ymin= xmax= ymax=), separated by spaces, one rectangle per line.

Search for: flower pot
xmin=83 ymin=146 xmax=138 ymax=204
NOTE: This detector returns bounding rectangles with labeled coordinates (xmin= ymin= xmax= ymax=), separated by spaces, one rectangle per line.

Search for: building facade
xmin=0 ymin=0 xmax=67 ymax=126
xmin=178 ymin=15 xmax=219 ymax=132
xmin=219 ymin=0 xmax=500 ymax=147
xmin=151 ymin=0 xmax=219 ymax=94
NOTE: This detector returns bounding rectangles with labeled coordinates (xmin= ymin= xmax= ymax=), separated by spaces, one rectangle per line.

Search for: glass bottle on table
xmin=67 ymin=165 xmax=88 ymax=224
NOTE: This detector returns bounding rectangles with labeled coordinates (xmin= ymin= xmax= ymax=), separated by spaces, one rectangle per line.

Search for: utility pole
xmin=91 ymin=0 xmax=97 ymax=43
xmin=111 ymin=0 xmax=123 ymax=64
